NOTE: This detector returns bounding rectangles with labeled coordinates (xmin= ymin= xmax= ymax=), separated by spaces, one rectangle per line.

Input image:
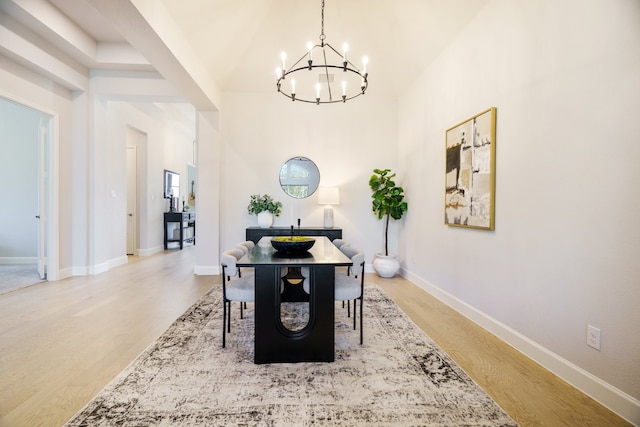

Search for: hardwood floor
xmin=0 ymin=247 xmax=630 ymax=426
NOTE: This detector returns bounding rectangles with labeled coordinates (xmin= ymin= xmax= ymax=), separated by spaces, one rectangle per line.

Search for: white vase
xmin=257 ymin=211 xmax=274 ymax=228
xmin=373 ymin=253 xmax=400 ymax=278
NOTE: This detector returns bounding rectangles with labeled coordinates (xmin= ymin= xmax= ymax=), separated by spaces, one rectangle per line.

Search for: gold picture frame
xmin=445 ymin=107 xmax=496 ymax=230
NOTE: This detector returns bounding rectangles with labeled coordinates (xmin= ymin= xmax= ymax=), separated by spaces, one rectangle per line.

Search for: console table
xmin=245 ymin=226 xmax=342 ymax=244
xmin=164 ymin=212 xmax=196 ymax=249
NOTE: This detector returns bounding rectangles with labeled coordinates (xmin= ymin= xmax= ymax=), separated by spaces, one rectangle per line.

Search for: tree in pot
xmin=247 ymin=194 xmax=283 ymax=228
xmin=369 ymin=168 xmax=408 ymax=278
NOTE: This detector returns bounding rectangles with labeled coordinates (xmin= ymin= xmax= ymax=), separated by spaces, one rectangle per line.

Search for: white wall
xmin=0 ymin=57 xmax=196 ymax=276
xmin=218 ymin=92 xmax=398 ymax=263
xmin=90 ymin=99 xmax=195 ymax=267
xmin=398 ymin=0 xmax=640 ymax=420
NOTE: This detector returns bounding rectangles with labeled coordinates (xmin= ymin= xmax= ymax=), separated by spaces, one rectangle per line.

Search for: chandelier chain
xmin=320 ymin=0 xmax=326 ymax=43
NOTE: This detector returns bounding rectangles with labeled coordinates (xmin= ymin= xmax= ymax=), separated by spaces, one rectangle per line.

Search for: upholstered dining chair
xmin=302 ymin=248 xmax=366 ymax=344
xmin=238 ymin=240 xmax=255 ymax=251
xmin=332 ymin=239 xmax=351 ymax=276
xmin=332 ymin=239 xmax=349 ymax=250
xmin=335 ymin=251 xmax=365 ymax=344
xmin=221 ymin=248 xmax=254 ymax=348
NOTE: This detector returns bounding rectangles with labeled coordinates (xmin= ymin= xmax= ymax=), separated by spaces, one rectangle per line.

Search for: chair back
xmin=239 ymin=240 xmax=255 ymax=250
xmin=221 ymin=248 xmax=244 ymax=277
xmin=341 ymin=246 xmax=364 ymax=276
xmin=350 ymin=252 xmax=365 ymax=277
xmin=332 ymin=239 xmax=348 ymax=249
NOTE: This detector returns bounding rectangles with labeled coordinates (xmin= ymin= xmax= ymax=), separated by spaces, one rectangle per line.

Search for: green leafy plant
xmin=369 ymin=168 xmax=408 ymax=256
xmin=247 ymin=194 xmax=283 ymax=216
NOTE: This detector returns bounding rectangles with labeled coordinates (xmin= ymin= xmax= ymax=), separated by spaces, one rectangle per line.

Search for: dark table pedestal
xmin=254 ymin=265 xmax=335 ymax=364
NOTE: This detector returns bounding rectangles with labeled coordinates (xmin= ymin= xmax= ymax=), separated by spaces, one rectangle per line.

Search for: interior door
xmin=126 ymin=146 xmax=137 ymax=255
xmin=37 ymin=122 xmax=47 ymax=279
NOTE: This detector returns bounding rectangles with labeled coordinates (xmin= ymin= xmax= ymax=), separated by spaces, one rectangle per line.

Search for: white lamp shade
xmin=318 ymin=187 xmax=339 ymax=228
xmin=317 ymin=187 xmax=340 ymax=205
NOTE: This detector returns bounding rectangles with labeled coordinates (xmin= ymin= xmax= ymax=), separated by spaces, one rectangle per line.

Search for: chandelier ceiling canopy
xmin=276 ymin=0 xmax=369 ymax=104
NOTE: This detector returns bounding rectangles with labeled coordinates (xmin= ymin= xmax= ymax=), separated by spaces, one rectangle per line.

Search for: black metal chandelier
xmin=276 ymin=0 xmax=369 ymax=104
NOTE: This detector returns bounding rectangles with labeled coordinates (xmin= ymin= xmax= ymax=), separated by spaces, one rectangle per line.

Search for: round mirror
xmin=279 ymin=157 xmax=320 ymax=199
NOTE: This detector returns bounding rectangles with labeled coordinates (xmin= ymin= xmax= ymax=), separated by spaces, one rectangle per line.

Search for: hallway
xmin=0 ymin=247 xmax=212 ymax=426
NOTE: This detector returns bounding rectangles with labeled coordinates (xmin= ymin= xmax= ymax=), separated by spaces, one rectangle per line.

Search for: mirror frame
xmin=163 ymin=169 xmax=180 ymax=199
xmin=279 ymin=157 xmax=320 ymax=199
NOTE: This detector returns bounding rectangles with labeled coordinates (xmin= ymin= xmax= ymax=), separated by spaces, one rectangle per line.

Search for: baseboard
xmin=364 ymin=263 xmax=374 ymax=274
xmin=0 ymin=257 xmax=37 ymax=264
xmin=66 ymin=256 xmax=129 ymax=278
xmin=400 ymin=268 xmax=640 ymax=426
xmin=58 ymin=266 xmax=73 ymax=280
xmin=194 ymin=265 xmax=220 ymax=275
xmin=137 ymin=246 xmax=164 ymax=257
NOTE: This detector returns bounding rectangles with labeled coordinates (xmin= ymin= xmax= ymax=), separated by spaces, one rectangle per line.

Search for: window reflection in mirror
xmin=163 ymin=169 xmax=180 ymax=198
xmin=279 ymin=157 xmax=320 ymax=199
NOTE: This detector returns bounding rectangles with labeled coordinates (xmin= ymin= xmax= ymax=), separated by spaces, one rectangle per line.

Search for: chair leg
xmin=227 ymin=301 xmax=232 ymax=333
xmin=222 ymin=299 xmax=227 ymax=348
xmin=359 ymin=296 xmax=363 ymax=345
xmin=353 ymin=298 xmax=357 ymax=330
xmin=240 ymin=301 xmax=244 ymax=319
xmin=347 ymin=300 xmax=351 ymax=317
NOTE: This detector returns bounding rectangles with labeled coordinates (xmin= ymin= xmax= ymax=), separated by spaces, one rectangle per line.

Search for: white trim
xmin=137 ymin=246 xmax=164 ymax=257
xmin=0 ymin=257 xmax=38 ymax=264
xmin=88 ymin=256 xmax=129 ymax=275
xmin=400 ymin=267 xmax=640 ymax=425
xmin=194 ymin=265 xmax=220 ymax=275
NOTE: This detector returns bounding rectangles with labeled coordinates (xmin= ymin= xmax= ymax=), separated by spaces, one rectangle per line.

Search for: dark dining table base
xmin=254 ymin=265 xmax=335 ymax=364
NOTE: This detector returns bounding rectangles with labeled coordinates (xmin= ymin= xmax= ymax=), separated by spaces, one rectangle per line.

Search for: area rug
xmin=65 ymin=285 xmax=518 ymax=426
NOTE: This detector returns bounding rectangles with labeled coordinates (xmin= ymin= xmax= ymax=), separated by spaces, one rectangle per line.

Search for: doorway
xmin=0 ymin=96 xmax=55 ymax=287
xmin=126 ymin=146 xmax=137 ymax=255
xmin=126 ymin=126 xmax=147 ymax=256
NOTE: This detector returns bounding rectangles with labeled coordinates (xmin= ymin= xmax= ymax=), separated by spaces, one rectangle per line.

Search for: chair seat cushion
xmin=225 ymin=276 xmax=255 ymax=302
xmin=335 ymin=275 xmax=361 ymax=301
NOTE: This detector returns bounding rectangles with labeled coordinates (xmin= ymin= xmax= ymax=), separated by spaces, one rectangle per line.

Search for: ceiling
xmin=3 ymin=0 xmax=489 ymax=100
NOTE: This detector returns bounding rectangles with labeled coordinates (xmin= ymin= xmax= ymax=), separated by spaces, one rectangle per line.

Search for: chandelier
xmin=276 ymin=0 xmax=369 ymax=104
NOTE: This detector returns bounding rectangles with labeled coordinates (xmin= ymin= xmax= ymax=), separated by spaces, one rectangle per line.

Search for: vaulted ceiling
xmin=2 ymin=0 xmax=489 ymax=103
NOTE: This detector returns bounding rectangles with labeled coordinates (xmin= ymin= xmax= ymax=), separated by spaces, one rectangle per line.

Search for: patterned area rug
xmin=65 ymin=285 xmax=518 ymax=426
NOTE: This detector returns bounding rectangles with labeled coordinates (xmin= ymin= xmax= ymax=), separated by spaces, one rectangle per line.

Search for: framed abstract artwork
xmin=445 ymin=107 xmax=496 ymax=230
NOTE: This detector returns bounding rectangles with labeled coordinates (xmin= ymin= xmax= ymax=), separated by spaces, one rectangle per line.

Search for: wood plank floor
xmin=0 ymin=247 xmax=631 ymax=426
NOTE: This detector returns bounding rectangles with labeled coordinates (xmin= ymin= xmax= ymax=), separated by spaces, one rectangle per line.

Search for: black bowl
xmin=271 ymin=237 xmax=315 ymax=255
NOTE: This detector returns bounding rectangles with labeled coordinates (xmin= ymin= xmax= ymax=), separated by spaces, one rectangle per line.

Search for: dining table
xmin=236 ymin=235 xmax=352 ymax=364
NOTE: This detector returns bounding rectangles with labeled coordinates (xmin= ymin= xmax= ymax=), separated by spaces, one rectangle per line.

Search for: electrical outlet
xmin=587 ymin=325 xmax=601 ymax=350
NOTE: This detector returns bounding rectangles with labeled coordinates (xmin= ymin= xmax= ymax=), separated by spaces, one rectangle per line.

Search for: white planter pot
xmin=257 ymin=211 xmax=274 ymax=228
xmin=373 ymin=253 xmax=400 ymax=278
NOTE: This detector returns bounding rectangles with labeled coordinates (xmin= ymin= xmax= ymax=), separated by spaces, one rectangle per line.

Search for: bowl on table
xmin=270 ymin=236 xmax=315 ymax=255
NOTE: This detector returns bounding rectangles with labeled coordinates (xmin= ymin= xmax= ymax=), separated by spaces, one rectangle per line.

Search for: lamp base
xmin=323 ymin=205 xmax=334 ymax=228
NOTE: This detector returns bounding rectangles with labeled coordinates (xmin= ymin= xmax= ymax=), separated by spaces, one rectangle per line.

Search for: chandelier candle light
xmin=276 ymin=0 xmax=369 ymax=104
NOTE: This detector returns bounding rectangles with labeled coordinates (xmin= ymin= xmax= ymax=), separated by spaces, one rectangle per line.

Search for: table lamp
xmin=317 ymin=187 xmax=340 ymax=228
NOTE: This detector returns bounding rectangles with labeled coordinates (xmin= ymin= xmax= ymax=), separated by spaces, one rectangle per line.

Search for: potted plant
xmin=369 ymin=168 xmax=408 ymax=277
xmin=247 ymin=194 xmax=283 ymax=228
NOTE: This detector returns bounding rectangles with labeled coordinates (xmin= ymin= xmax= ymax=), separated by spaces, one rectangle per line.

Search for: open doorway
xmin=0 ymin=96 xmax=54 ymax=293
xmin=126 ymin=126 xmax=147 ymax=256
